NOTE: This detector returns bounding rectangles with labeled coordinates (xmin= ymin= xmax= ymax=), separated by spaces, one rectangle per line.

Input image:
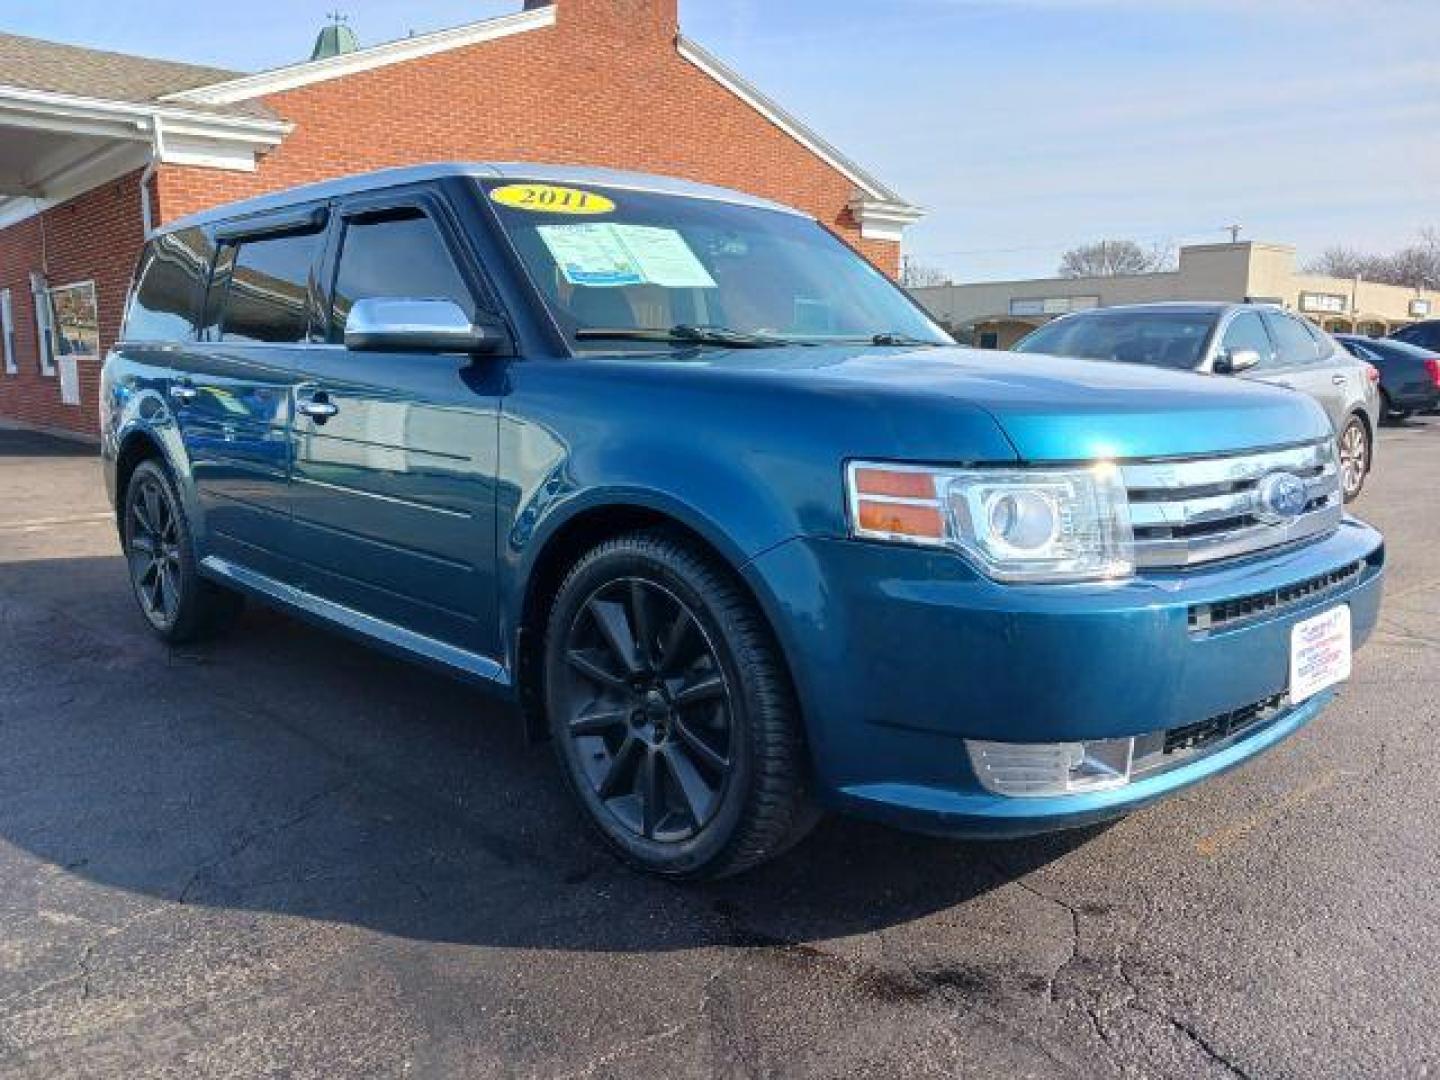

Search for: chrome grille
xmin=1121 ymin=439 xmax=1342 ymax=570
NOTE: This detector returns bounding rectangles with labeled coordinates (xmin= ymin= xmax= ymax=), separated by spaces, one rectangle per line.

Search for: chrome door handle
xmin=1331 ymin=374 xmax=1349 ymax=386
xmin=169 ymin=383 xmax=197 ymax=404
xmin=297 ymin=397 xmax=339 ymax=421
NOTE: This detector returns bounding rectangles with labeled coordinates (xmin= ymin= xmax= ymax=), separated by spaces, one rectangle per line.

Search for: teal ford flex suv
xmin=101 ymin=164 xmax=1385 ymax=878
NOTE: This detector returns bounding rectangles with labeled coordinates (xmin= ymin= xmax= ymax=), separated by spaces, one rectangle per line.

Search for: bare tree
xmin=1306 ymin=247 xmax=1372 ymax=280
xmin=1305 ymin=230 xmax=1440 ymax=288
xmin=1057 ymin=240 xmax=1173 ymax=278
xmin=900 ymin=259 xmax=950 ymax=288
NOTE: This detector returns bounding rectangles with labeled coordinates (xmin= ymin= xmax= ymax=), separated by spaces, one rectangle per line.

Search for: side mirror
xmin=343 ymin=297 xmax=507 ymax=355
xmin=1214 ymin=347 xmax=1260 ymax=375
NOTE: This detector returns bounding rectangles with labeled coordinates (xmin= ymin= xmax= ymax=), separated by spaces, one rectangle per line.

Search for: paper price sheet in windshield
xmin=537 ymin=223 xmax=718 ymax=290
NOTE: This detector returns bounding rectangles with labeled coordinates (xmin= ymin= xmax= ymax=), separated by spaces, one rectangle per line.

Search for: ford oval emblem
xmin=1256 ymin=472 xmax=1309 ymax=524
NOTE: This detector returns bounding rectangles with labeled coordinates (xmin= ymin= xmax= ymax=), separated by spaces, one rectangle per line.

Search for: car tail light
xmin=1362 ymin=362 xmax=1380 ymax=385
xmin=1426 ymin=358 xmax=1440 ymax=388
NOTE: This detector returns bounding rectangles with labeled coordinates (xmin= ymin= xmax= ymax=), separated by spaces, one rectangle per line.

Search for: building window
xmin=1 ymin=288 xmax=14 ymax=375
xmin=30 ymin=272 xmax=55 ymax=376
xmin=48 ymin=281 xmax=100 ymax=361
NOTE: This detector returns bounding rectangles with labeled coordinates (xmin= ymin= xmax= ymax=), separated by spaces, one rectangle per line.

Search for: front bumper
xmin=743 ymin=518 xmax=1384 ymax=837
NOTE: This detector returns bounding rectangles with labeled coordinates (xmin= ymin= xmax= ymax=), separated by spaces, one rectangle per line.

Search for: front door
xmin=287 ymin=193 xmax=504 ymax=660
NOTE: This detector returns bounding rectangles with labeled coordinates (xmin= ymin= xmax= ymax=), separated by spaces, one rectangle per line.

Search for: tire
xmin=1337 ymin=415 xmax=1371 ymax=503
xmin=1378 ymin=390 xmax=1411 ymax=425
xmin=122 ymin=459 xmax=243 ymax=644
xmin=544 ymin=529 xmax=817 ymax=879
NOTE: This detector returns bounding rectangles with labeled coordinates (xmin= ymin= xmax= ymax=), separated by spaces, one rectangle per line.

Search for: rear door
xmin=173 ymin=210 xmax=327 ymax=581
xmin=1254 ymin=310 xmax=1346 ymax=432
xmin=286 ymin=185 xmax=505 ymax=659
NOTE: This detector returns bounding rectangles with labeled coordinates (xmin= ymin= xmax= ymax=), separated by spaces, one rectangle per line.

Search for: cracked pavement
xmin=0 ymin=419 xmax=1437 ymax=1079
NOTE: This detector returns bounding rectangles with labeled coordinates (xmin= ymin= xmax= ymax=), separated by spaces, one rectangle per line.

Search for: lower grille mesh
xmin=1188 ymin=560 xmax=1365 ymax=634
xmin=1162 ymin=693 xmax=1286 ymax=755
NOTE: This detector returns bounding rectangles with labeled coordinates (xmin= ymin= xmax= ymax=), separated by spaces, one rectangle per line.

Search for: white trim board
xmin=676 ymin=35 xmax=921 ymax=231
xmin=162 ymin=6 xmax=557 ymax=106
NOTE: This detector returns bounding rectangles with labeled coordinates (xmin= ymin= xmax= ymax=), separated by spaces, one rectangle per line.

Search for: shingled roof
xmin=0 ymin=31 xmax=275 ymax=118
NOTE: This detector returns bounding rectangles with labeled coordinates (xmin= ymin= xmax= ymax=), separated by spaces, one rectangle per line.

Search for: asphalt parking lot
xmin=1 ymin=420 xmax=1436 ymax=1079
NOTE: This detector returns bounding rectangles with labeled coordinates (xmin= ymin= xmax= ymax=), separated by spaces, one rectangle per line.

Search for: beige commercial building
xmin=912 ymin=241 xmax=1440 ymax=350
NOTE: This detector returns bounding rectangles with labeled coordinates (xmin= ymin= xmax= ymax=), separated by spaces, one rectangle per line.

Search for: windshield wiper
xmin=575 ymin=324 xmax=791 ymax=349
xmin=869 ymin=332 xmax=944 ymax=347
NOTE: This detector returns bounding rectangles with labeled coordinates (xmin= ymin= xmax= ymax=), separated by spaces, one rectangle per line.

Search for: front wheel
xmin=1338 ymin=415 xmax=1371 ymax=502
xmin=544 ymin=530 xmax=816 ymax=879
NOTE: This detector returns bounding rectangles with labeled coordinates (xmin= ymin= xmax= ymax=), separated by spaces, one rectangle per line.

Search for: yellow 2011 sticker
xmin=490 ymin=183 xmax=616 ymax=215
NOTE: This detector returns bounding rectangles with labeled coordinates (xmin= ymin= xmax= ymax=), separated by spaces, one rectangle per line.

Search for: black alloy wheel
xmin=127 ymin=470 xmax=184 ymax=629
xmin=561 ymin=577 xmax=733 ymax=843
xmin=122 ymin=459 xmax=242 ymax=643
xmin=545 ymin=530 xmax=816 ymax=879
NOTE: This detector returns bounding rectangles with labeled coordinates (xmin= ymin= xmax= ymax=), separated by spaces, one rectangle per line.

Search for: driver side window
xmin=330 ymin=209 xmax=475 ymax=341
xmin=1218 ymin=311 xmax=1273 ymax=368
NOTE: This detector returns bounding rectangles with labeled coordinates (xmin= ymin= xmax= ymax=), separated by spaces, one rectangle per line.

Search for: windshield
xmin=480 ymin=179 xmax=951 ymax=352
xmin=1015 ymin=310 xmax=1217 ymax=370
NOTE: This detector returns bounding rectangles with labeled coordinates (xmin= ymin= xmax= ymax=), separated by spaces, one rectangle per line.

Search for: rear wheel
xmin=1337 ymin=415 xmax=1371 ymax=502
xmin=1379 ymin=390 xmax=1413 ymax=425
xmin=544 ymin=530 xmax=816 ymax=879
xmin=123 ymin=460 xmax=242 ymax=643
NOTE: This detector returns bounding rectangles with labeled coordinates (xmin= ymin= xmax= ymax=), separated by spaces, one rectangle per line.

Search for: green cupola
xmin=310 ymin=15 xmax=359 ymax=61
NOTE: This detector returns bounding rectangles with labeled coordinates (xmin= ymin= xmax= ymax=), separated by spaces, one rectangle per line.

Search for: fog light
xmin=966 ymin=737 xmax=1135 ymax=797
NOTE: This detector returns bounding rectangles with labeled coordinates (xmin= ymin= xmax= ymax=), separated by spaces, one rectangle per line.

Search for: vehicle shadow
xmin=0 ymin=429 xmax=97 ymax=457
xmin=0 ymin=552 xmax=1098 ymax=957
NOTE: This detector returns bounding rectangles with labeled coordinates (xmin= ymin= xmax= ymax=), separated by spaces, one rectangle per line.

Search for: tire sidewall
xmin=544 ymin=542 xmax=760 ymax=878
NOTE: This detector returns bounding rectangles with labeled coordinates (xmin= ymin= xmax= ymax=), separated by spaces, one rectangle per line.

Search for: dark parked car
xmin=1335 ymin=334 xmax=1440 ymax=421
xmin=1390 ymin=319 xmax=1440 ymax=352
xmin=101 ymin=165 xmax=1384 ymax=878
xmin=1014 ymin=302 xmax=1380 ymax=501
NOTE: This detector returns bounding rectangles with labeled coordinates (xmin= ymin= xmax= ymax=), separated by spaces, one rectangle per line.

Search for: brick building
xmin=0 ymin=0 xmax=921 ymax=437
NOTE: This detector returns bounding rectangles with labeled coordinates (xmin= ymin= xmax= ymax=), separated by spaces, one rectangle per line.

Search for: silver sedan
xmin=1014 ymin=302 xmax=1381 ymax=500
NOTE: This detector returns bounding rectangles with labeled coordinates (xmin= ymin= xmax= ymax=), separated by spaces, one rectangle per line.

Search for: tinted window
xmin=1395 ymin=322 xmax=1440 ymax=349
xmin=1262 ymin=312 xmax=1319 ymax=366
xmin=1217 ymin=310 xmax=1273 ymax=367
xmin=1014 ymin=309 xmax=1215 ymax=369
xmin=331 ymin=211 xmax=473 ymax=338
xmin=218 ymin=231 xmax=323 ymax=344
xmin=124 ymin=228 xmax=212 ymax=342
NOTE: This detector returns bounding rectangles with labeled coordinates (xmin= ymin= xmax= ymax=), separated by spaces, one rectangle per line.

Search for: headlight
xmin=846 ymin=461 xmax=1134 ymax=582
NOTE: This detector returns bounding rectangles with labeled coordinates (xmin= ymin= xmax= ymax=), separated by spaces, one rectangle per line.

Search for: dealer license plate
xmin=1289 ymin=605 xmax=1352 ymax=704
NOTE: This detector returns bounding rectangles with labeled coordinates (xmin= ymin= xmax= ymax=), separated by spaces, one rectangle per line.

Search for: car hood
xmin=650 ymin=344 xmax=1334 ymax=461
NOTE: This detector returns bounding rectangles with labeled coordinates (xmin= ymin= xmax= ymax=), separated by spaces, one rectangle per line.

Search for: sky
xmin=4 ymin=0 xmax=1437 ymax=280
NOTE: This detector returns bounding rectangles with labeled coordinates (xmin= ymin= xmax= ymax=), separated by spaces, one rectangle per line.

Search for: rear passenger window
xmin=218 ymin=231 xmax=324 ymax=344
xmin=1262 ymin=312 xmax=1319 ymax=366
xmin=124 ymin=228 xmax=213 ymax=342
xmin=330 ymin=211 xmax=474 ymax=339
xmin=1301 ymin=319 xmax=1336 ymax=358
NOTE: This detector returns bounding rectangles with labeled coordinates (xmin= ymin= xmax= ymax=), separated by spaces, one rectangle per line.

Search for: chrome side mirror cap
xmin=1214 ymin=347 xmax=1260 ymax=375
xmin=343 ymin=297 xmax=507 ymax=355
